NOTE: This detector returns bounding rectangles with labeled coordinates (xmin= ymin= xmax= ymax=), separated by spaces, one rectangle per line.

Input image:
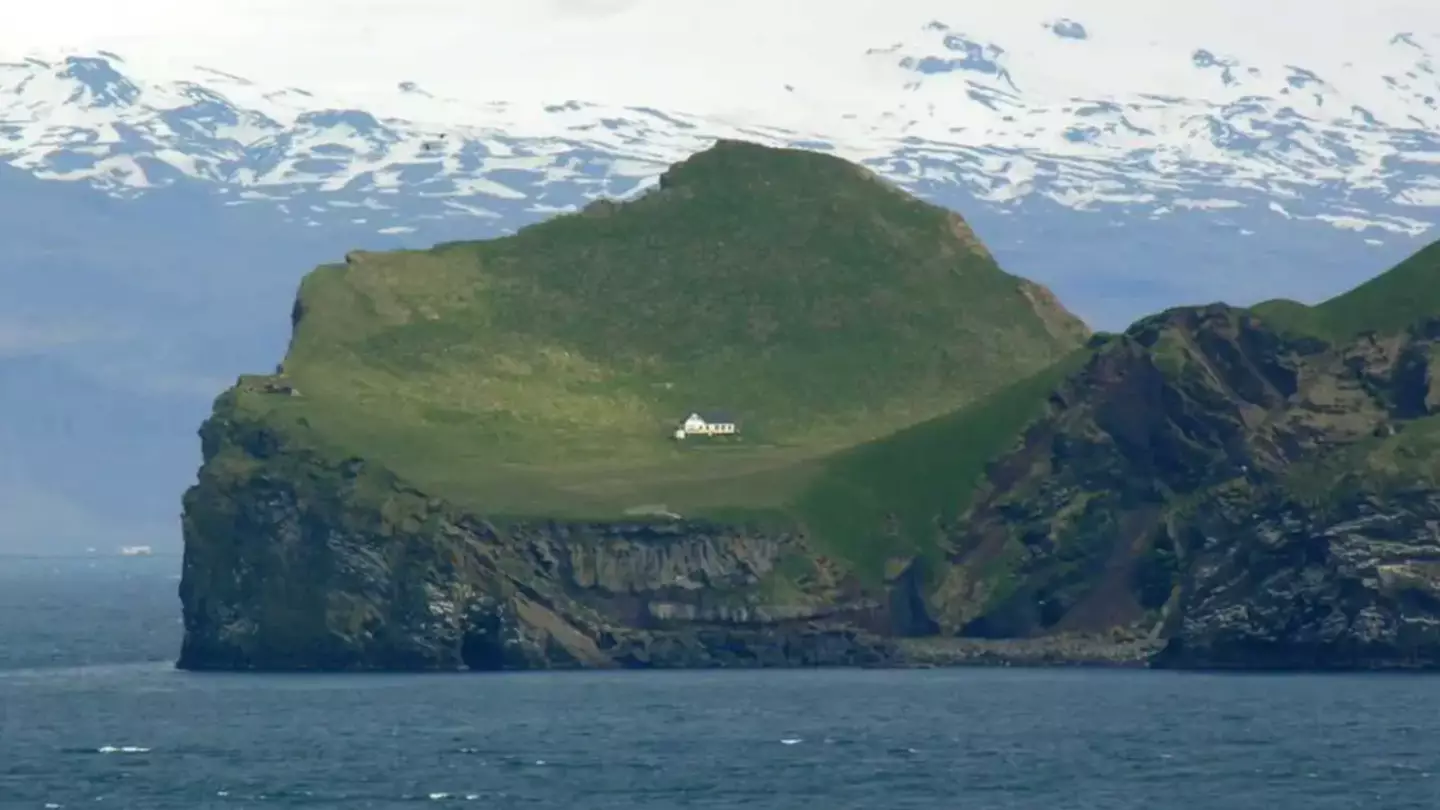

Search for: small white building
xmin=674 ymin=411 xmax=738 ymax=439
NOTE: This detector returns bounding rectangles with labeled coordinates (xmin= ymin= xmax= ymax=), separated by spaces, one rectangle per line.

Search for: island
xmin=178 ymin=140 xmax=1440 ymax=671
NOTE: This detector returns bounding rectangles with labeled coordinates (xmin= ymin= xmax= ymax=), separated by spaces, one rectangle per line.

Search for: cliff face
xmin=179 ymin=395 xmax=896 ymax=670
xmin=180 ymin=305 xmax=1440 ymax=671
xmin=175 ymin=143 xmax=1440 ymax=672
xmin=918 ymin=306 xmax=1440 ymax=668
xmin=1156 ymin=489 xmax=1440 ymax=669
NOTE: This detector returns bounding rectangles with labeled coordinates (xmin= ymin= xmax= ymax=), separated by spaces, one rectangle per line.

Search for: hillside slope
xmin=230 ymin=140 xmax=1085 ymax=523
xmin=1252 ymin=241 xmax=1440 ymax=340
xmin=914 ymin=254 xmax=1440 ymax=668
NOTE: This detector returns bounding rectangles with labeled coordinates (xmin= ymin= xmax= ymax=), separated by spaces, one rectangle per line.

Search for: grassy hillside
xmin=230 ymin=140 xmax=1088 ymax=547
xmin=793 ymin=349 xmax=1091 ymax=578
xmin=186 ymin=208 xmax=1440 ymax=668
xmin=1251 ymin=240 xmax=1440 ymax=339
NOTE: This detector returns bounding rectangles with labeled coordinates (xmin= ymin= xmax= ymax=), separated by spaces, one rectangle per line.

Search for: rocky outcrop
xmin=1155 ymin=489 xmax=1440 ymax=669
xmin=914 ymin=306 xmax=1440 ymax=668
xmin=178 ymin=391 xmax=897 ymax=670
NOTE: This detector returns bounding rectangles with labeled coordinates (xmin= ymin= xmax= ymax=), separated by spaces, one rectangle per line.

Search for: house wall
xmin=680 ymin=416 xmax=738 ymax=436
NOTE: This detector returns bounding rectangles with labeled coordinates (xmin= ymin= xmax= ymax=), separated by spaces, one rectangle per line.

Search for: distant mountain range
xmin=1 ymin=0 xmax=1438 ymax=551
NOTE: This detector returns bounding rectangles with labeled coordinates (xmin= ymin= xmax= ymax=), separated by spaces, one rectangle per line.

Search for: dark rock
xmin=178 ymin=400 xmax=896 ymax=671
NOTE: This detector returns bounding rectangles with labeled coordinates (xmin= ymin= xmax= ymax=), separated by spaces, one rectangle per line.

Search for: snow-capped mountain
xmin=2 ymin=0 xmax=1439 ymax=551
xmin=5 ymin=12 xmax=1440 ymax=235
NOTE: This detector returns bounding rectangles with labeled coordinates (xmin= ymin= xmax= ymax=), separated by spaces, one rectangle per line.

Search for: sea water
xmin=2 ymin=555 xmax=1438 ymax=809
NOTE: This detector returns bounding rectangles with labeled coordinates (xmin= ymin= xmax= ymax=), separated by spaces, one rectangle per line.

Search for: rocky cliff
xmin=177 ymin=142 xmax=1440 ymax=671
xmin=1156 ymin=489 xmax=1440 ymax=669
xmin=918 ymin=305 xmax=1440 ymax=668
xmin=180 ymin=300 xmax=1440 ymax=671
xmin=179 ymin=392 xmax=898 ymax=670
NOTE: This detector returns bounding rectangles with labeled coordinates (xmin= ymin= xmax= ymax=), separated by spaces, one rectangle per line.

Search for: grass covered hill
xmin=885 ymin=237 xmax=1440 ymax=656
xmin=229 ymin=140 xmax=1088 ymax=526
xmin=1250 ymin=239 xmax=1440 ymax=340
xmin=183 ymin=138 xmax=1440 ymax=671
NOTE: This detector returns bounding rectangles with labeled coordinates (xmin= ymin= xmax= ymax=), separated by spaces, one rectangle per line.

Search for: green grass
xmin=791 ymin=350 xmax=1090 ymax=582
xmin=1251 ymin=240 xmax=1440 ymax=340
xmin=230 ymin=141 xmax=1092 ymax=576
xmin=1237 ymin=239 xmax=1440 ymax=508
xmin=1279 ymin=413 xmax=1440 ymax=511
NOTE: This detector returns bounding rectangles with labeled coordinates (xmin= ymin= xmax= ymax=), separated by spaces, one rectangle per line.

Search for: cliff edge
xmin=179 ymin=396 xmax=899 ymax=669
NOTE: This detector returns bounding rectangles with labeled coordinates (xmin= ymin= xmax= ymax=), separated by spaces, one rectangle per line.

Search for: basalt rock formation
xmin=179 ymin=400 xmax=900 ymax=670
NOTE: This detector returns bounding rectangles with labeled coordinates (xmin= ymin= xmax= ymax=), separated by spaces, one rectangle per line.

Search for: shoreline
xmin=894 ymin=636 xmax=1161 ymax=669
xmin=173 ymin=634 xmax=1168 ymax=673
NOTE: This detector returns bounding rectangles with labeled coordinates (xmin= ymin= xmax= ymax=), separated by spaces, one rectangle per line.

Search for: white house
xmin=674 ymin=411 xmax=738 ymax=439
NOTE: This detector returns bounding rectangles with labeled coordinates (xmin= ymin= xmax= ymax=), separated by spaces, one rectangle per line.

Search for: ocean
xmin=2 ymin=555 xmax=1438 ymax=809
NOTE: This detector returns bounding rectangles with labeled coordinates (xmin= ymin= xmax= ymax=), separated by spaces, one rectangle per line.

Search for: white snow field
xmin=1 ymin=0 xmax=1438 ymax=221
